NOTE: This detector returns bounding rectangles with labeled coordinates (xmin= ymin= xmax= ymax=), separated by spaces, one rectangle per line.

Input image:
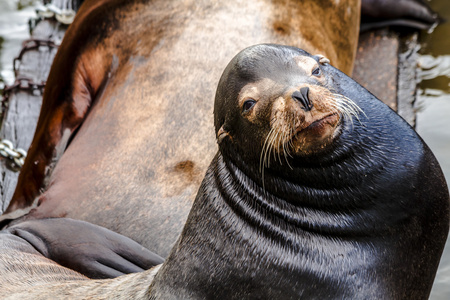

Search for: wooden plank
xmin=353 ymin=29 xmax=399 ymax=111
xmin=0 ymin=19 xmax=66 ymax=213
xmin=352 ymin=29 xmax=419 ymax=128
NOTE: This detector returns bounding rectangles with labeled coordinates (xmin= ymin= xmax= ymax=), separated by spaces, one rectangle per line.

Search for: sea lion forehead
xmin=237 ymin=78 xmax=278 ymax=104
xmin=235 ymin=44 xmax=311 ymax=76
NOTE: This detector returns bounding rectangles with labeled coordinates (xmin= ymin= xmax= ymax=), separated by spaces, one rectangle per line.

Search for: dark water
xmin=417 ymin=0 xmax=450 ymax=299
xmin=0 ymin=0 xmax=449 ymax=298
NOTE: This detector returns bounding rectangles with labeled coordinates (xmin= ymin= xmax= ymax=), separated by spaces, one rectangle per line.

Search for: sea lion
xmin=1 ymin=0 xmax=361 ymax=258
xmin=0 ymin=0 xmax=444 ymax=280
xmin=1 ymin=44 xmax=448 ymax=299
xmin=361 ymin=0 xmax=440 ymax=31
xmin=148 ymin=44 xmax=450 ymax=299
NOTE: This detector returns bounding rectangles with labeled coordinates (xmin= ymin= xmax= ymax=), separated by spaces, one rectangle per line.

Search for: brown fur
xmin=3 ymin=0 xmax=361 ymax=257
xmin=1 ymin=0 xmax=360 ymax=297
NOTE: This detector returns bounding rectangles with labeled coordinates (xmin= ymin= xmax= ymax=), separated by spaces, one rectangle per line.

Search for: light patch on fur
xmin=238 ymin=78 xmax=277 ymax=122
xmin=294 ymin=56 xmax=319 ymax=74
xmin=270 ymin=96 xmax=286 ymax=120
xmin=238 ymin=85 xmax=260 ymax=107
xmin=149 ymin=264 xmax=163 ymax=279
xmin=260 ymin=95 xmax=295 ymax=173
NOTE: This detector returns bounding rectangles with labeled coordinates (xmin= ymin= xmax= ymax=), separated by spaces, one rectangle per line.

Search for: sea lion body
xmin=149 ymin=44 xmax=450 ymax=299
xmin=2 ymin=44 xmax=448 ymax=299
xmin=2 ymin=0 xmax=361 ymax=257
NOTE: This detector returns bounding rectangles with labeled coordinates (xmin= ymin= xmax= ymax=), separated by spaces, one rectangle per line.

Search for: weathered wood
xmin=353 ymin=29 xmax=399 ymax=111
xmin=352 ymin=29 xmax=419 ymax=128
xmin=397 ymin=33 xmax=420 ymax=127
xmin=0 ymin=19 xmax=67 ymax=213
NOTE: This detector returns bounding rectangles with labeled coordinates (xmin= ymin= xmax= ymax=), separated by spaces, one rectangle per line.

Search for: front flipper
xmin=361 ymin=0 xmax=440 ymax=31
xmin=6 ymin=218 xmax=164 ymax=279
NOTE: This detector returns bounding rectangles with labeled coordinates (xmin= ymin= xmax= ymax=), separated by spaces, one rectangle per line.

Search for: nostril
xmin=292 ymin=87 xmax=313 ymax=111
xmin=300 ymin=87 xmax=309 ymax=101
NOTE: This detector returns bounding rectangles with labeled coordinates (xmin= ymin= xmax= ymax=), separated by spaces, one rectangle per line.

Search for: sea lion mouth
xmin=287 ymin=112 xmax=341 ymax=155
xmin=293 ymin=113 xmax=340 ymax=138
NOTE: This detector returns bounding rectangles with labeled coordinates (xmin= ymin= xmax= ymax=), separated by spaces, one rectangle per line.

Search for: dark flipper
xmin=6 ymin=218 xmax=164 ymax=279
xmin=361 ymin=0 xmax=441 ymax=32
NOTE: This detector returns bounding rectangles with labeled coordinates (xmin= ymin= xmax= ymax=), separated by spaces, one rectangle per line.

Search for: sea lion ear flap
xmin=217 ymin=125 xmax=231 ymax=144
xmin=314 ymin=54 xmax=330 ymax=66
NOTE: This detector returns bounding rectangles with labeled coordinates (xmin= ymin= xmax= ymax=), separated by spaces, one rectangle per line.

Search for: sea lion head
xmin=214 ymin=44 xmax=362 ymax=167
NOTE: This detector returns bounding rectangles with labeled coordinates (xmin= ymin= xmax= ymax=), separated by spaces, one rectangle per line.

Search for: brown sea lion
xmin=2 ymin=44 xmax=448 ymax=299
xmin=1 ymin=0 xmax=361 ymax=258
xmin=1 ymin=0 xmax=444 ymax=281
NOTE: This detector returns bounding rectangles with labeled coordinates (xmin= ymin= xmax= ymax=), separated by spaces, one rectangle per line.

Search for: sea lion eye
xmin=243 ymin=99 xmax=256 ymax=112
xmin=312 ymin=67 xmax=321 ymax=76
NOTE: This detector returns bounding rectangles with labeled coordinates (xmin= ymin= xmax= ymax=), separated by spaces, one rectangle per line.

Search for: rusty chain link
xmin=0 ymin=139 xmax=27 ymax=168
xmin=0 ymin=2 xmax=72 ymax=171
xmin=2 ymin=37 xmax=54 ymax=120
xmin=13 ymin=39 xmax=59 ymax=76
xmin=1 ymin=75 xmax=46 ymax=117
xmin=0 ymin=2 xmax=73 ymax=170
xmin=0 ymin=75 xmax=41 ymax=170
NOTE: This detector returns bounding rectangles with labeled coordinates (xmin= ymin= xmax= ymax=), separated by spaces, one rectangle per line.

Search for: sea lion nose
xmin=292 ymin=87 xmax=313 ymax=111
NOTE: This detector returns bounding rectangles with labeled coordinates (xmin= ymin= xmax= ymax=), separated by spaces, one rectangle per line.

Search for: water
xmin=0 ymin=0 xmax=449 ymax=298
xmin=417 ymin=0 xmax=450 ymax=298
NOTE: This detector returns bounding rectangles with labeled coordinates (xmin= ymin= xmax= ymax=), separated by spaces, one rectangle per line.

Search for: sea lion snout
xmin=292 ymin=87 xmax=313 ymax=111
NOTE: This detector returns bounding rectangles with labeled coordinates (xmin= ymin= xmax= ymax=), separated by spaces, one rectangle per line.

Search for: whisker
xmin=327 ymin=93 xmax=366 ymax=129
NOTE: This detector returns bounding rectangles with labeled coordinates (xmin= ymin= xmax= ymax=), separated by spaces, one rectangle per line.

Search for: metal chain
xmin=1 ymin=2 xmax=72 ymax=171
xmin=13 ymin=39 xmax=59 ymax=76
xmin=1 ymin=75 xmax=46 ymax=117
xmin=1 ymin=76 xmax=46 ymax=155
xmin=35 ymin=3 xmax=76 ymax=25
xmin=0 ymin=3 xmax=69 ymax=171
xmin=0 ymin=139 xmax=27 ymax=168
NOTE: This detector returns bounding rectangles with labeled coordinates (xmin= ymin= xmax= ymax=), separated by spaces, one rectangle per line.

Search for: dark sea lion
xmin=148 ymin=44 xmax=450 ymax=299
xmin=1 ymin=0 xmax=361 ymax=258
xmin=361 ymin=0 xmax=440 ymax=31
xmin=1 ymin=44 xmax=448 ymax=299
